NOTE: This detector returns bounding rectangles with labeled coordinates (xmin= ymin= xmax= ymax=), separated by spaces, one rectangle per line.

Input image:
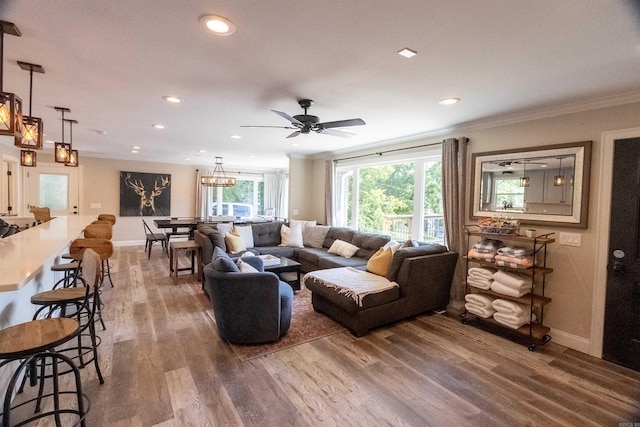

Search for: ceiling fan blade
xmin=318 ymin=118 xmax=366 ymax=129
xmin=271 ymin=110 xmax=304 ymax=126
xmin=240 ymin=125 xmax=297 ymax=129
xmin=286 ymin=130 xmax=301 ymax=138
xmin=317 ymin=128 xmax=356 ymax=138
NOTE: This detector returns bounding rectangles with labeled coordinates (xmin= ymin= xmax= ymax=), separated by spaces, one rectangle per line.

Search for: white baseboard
xmin=549 ymin=328 xmax=591 ymax=355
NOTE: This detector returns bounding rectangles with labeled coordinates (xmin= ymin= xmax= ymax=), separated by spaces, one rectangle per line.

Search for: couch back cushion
xmin=198 ymin=225 xmax=226 ymax=252
xmin=352 ymin=232 xmax=391 ymax=259
xmin=212 ymin=247 xmax=239 ymax=272
xmin=252 ymin=222 xmax=283 ymax=247
xmin=386 ymin=244 xmax=448 ymax=282
xmin=323 ymin=227 xmax=355 ymax=249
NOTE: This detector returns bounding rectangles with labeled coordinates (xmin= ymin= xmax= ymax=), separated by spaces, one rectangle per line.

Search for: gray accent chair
xmin=203 ymin=247 xmax=293 ymax=344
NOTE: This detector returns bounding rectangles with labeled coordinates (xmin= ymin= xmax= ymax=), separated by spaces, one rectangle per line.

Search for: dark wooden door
xmin=603 ymin=137 xmax=640 ymax=371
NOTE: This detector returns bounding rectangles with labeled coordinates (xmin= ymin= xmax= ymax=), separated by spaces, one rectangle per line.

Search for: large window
xmin=207 ymin=177 xmax=264 ymax=219
xmin=334 ymin=150 xmax=444 ymax=243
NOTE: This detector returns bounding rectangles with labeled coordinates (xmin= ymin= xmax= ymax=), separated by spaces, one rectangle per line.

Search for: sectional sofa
xmin=194 ymin=221 xmax=458 ymax=336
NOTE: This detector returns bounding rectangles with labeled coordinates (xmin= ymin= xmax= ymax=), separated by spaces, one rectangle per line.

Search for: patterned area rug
xmin=202 ymin=286 xmax=347 ymax=361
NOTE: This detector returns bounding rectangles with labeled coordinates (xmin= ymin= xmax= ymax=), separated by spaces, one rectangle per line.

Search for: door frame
xmin=22 ymin=162 xmax=84 ymax=217
xmin=592 ymin=126 xmax=640 ymax=357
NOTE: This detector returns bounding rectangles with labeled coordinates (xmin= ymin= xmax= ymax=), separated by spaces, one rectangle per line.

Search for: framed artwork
xmin=120 ymin=171 xmax=171 ymax=217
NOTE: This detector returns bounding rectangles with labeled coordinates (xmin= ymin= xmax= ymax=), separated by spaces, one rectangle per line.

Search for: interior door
xmin=23 ymin=163 xmax=80 ymax=216
xmin=603 ymin=137 xmax=640 ymax=371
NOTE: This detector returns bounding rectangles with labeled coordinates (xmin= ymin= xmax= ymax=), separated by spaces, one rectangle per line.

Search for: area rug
xmin=202 ymin=286 xmax=347 ymax=361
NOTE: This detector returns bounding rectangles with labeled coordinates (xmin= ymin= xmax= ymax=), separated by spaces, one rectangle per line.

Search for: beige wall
xmin=298 ymin=101 xmax=640 ymax=353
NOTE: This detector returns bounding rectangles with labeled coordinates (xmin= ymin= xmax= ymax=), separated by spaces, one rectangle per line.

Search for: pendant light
xmin=520 ymin=160 xmax=530 ymax=187
xmin=15 ymin=61 xmax=44 ymax=150
xmin=0 ymin=21 xmax=23 ymax=139
xmin=64 ymin=118 xmax=79 ymax=167
xmin=20 ymin=149 xmax=36 ymax=167
xmin=54 ymin=107 xmax=71 ymax=163
xmin=553 ymin=157 xmax=565 ymax=186
xmin=201 ymin=157 xmax=236 ymax=187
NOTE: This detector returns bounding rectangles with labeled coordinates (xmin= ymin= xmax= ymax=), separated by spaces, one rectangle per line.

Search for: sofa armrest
xmin=395 ymin=251 xmax=458 ymax=310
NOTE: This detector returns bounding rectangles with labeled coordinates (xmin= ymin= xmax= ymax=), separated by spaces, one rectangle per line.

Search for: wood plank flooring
xmin=58 ymin=246 xmax=640 ymax=425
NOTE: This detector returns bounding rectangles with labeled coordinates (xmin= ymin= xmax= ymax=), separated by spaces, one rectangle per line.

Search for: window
xmin=207 ymin=177 xmax=264 ymax=219
xmin=39 ymin=174 xmax=68 ymax=211
xmin=494 ymin=178 xmax=525 ymax=210
xmin=334 ymin=149 xmax=443 ymax=243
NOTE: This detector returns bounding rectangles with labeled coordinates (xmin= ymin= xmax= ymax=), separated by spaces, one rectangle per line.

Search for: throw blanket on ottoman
xmin=304 ymin=267 xmax=399 ymax=307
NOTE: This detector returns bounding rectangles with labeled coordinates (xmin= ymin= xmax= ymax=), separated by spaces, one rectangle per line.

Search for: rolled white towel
xmin=468 ymin=267 xmax=495 ymax=280
xmin=492 ymin=270 xmax=528 ymax=290
xmin=465 ymin=293 xmax=494 ymax=309
xmin=493 ymin=311 xmax=537 ymax=329
xmin=491 ymin=281 xmax=531 ymax=297
xmin=492 ymin=299 xmax=528 ymax=317
xmin=465 ymin=303 xmax=495 ymax=319
xmin=467 ymin=276 xmax=491 ymax=290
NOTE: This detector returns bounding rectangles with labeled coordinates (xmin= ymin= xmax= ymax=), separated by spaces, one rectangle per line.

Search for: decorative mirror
xmin=470 ymin=141 xmax=592 ymax=228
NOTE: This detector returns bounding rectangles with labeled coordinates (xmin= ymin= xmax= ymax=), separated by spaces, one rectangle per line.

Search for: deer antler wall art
xmin=119 ymin=171 xmax=172 ymax=217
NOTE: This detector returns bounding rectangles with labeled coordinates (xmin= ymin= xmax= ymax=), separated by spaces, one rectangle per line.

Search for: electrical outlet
xmin=559 ymin=232 xmax=582 ymax=247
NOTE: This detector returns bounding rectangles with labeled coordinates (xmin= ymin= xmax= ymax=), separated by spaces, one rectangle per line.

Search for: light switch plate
xmin=559 ymin=232 xmax=581 ymax=247
xmin=90 ymin=203 xmax=102 ymax=209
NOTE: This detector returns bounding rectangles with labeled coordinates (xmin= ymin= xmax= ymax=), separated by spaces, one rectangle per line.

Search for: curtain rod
xmin=333 ymin=141 xmax=444 ymax=163
xmin=196 ymin=169 xmax=274 ymax=177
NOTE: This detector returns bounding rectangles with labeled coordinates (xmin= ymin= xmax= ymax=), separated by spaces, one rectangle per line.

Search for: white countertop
xmin=0 ymin=215 xmax=95 ymax=292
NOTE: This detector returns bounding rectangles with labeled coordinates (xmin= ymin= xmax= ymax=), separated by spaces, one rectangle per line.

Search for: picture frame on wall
xmin=120 ymin=171 xmax=171 ymax=217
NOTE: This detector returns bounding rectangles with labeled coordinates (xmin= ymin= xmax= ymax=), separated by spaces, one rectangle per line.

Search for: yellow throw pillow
xmin=225 ymin=231 xmax=246 ymax=254
xmin=366 ymin=247 xmax=394 ymax=276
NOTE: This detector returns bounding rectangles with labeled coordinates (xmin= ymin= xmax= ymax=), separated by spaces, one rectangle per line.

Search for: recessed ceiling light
xmin=291 ymin=143 xmax=299 ymax=147
xmin=152 ymin=124 xmax=165 ymax=129
xmin=45 ymin=140 xmax=54 ymax=144
xmin=248 ymin=155 xmax=256 ymax=158
xmin=132 ymin=146 xmax=141 ymax=150
xmin=162 ymin=96 xmax=181 ymax=103
xmin=200 ymin=15 xmax=236 ymax=35
xmin=131 ymin=150 xmax=139 ymax=154
xmin=439 ymin=98 xmax=461 ymax=105
xmin=230 ymin=135 xmax=242 ymax=139
xmin=398 ymin=48 xmax=417 ymax=58
xmin=198 ymin=150 xmax=207 ymax=153
xmin=93 ymin=129 xmax=108 ymax=135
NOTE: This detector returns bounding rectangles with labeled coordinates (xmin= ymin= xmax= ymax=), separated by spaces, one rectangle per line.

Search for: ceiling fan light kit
xmin=243 ymin=98 xmax=365 ymax=139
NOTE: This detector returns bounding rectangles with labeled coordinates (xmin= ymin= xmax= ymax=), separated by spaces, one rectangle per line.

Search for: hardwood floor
xmin=68 ymin=246 xmax=640 ymax=425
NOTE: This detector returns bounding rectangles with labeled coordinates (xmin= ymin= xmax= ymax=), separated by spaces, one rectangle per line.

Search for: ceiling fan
xmin=241 ymin=99 xmax=365 ymax=138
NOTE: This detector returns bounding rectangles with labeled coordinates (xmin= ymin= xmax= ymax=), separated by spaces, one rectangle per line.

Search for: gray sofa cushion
xmin=386 ymin=244 xmax=448 ymax=282
xmin=318 ymin=255 xmax=368 ymax=270
xmin=252 ymin=222 xmax=283 ymax=247
xmin=212 ymin=247 xmax=239 ymax=272
xmin=297 ymin=247 xmax=329 ymax=265
xmin=305 ymin=275 xmax=400 ymax=313
xmin=255 ymin=246 xmax=296 ymax=258
xmin=198 ymin=224 xmax=226 ymax=253
xmin=323 ymin=227 xmax=355 ymax=249
xmin=352 ymin=232 xmax=391 ymax=259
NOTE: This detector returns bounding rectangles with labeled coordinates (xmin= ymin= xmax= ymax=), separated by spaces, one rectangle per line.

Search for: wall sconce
xmin=54 ymin=106 xmax=71 ymax=163
xmin=554 ymin=157 xmax=565 ymax=186
xmin=64 ymin=118 xmax=79 ymax=167
xmin=15 ymin=61 xmax=44 ymax=149
xmin=201 ymin=157 xmax=236 ymax=187
xmin=0 ymin=21 xmax=23 ymax=139
xmin=20 ymin=149 xmax=36 ymax=167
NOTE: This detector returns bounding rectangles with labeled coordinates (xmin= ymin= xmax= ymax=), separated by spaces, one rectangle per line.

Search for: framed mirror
xmin=470 ymin=141 xmax=592 ymax=228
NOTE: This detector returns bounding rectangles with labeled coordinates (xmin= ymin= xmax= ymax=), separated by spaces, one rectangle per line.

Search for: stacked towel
xmin=491 ymin=299 xmax=528 ymax=316
xmin=464 ymin=293 xmax=495 ymax=318
xmin=493 ymin=311 xmax=536 ymax=329
xmin=490 ymin=270 xmax=531 ymax=297
xmin=467 ymin=238 xmax=503 ymax=262
xmin=467 ymin=266 xmax=495 ymax=290
xmin=494 ymin=246 xmax=534 ymax=269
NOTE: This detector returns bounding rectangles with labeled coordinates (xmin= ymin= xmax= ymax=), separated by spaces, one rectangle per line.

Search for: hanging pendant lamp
xmin=20 ymin=149 xmax=36 ymax=166
xmin=15 ymin=61 xmax=44 ymax=150
xmin=54 ymin=106 xmax=71 ymax=163
xmin=0 ymin=21 xmax=23 ymax=139
xmin=553 ymin=157 xmax=565 ymax=186
xmin=520 ymin=160 xmax=530 ymax=187
xmin=64 ymin=118 xmax=79 ymax=167
xmin=201 ymin=157 xmax=236 ymax=187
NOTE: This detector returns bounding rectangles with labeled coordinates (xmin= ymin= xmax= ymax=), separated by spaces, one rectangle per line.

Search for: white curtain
xmin=442 ymin=137 xmax=468 ymax=311
xmin=264 ymin=172 xmax=288 ymax=220
xmin=196 ymin=169 xmax=213 ymax=220
xmin=276 ymin=172 xmax=288 ymax=219
xmin=324 ymin=160 xmax=335 ymax=225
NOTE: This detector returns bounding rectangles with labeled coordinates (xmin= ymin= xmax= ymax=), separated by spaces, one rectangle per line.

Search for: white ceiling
xmin=1 ymin=0 xmax=640 ymax=171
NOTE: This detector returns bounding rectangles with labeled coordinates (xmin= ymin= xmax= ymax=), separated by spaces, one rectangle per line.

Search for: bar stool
xmin=84 ymin=223 xmax=112 ymax=240
xmin=50 ymin=239 xmax=87 ymax=289
xmin=0 ymin=318 xmax=88 ymax=426
xmin=30 ymin=249 xmax=105 ymax=385
xmin=71 ymin=238 xmax=114 ymax=288
xmin=97 ymin=214 xmax=116 ymax=226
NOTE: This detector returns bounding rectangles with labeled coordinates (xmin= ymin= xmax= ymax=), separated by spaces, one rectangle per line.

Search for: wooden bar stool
xmin=96 ymin=214 xmax=116 ymax=226
xmin=0 ymin=318 xmax=88 ymax=426
xmin=70 ymin=238 xmax=114 ymax=288
xmin=84 ymin=223 xmax=112 ymax=240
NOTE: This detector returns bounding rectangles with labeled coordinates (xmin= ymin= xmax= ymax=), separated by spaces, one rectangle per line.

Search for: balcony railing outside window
xmin=376 ymin=214 xmax=445 ymax=244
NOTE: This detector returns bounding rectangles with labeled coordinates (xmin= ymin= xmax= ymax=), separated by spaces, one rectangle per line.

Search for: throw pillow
xmin=216 ymin=222 xmax=234 ymax=236
xmin=400 ymin=239 xmax=419 ymax=248
xmin=290 ymin=219 xmax=317 ymax=230
xmin=327 ymin=239 xmax=360 ymax=258
xmin=302 ymin=225 xmax=330 ymax=248
xmin=212 ymin=247 xmax=240 ymax=272
xmin=366 ymin=247 xmax=394 ymax=276
xmin=236 ymin=258 xmax=258 ymax=273
xmin=279 ymin=224 xmax=304 ymax=248
xmin=235 ymin=225 xmax=254 ymax=248
xmin=383 ymin=240 xmax=402 ymax=253
xmin=225 ymin=231 xmax=246 ymax=254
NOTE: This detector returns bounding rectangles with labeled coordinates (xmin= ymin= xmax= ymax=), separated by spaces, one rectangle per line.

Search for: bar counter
xmin=0 ymin=215 xmax=95 ymax=292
